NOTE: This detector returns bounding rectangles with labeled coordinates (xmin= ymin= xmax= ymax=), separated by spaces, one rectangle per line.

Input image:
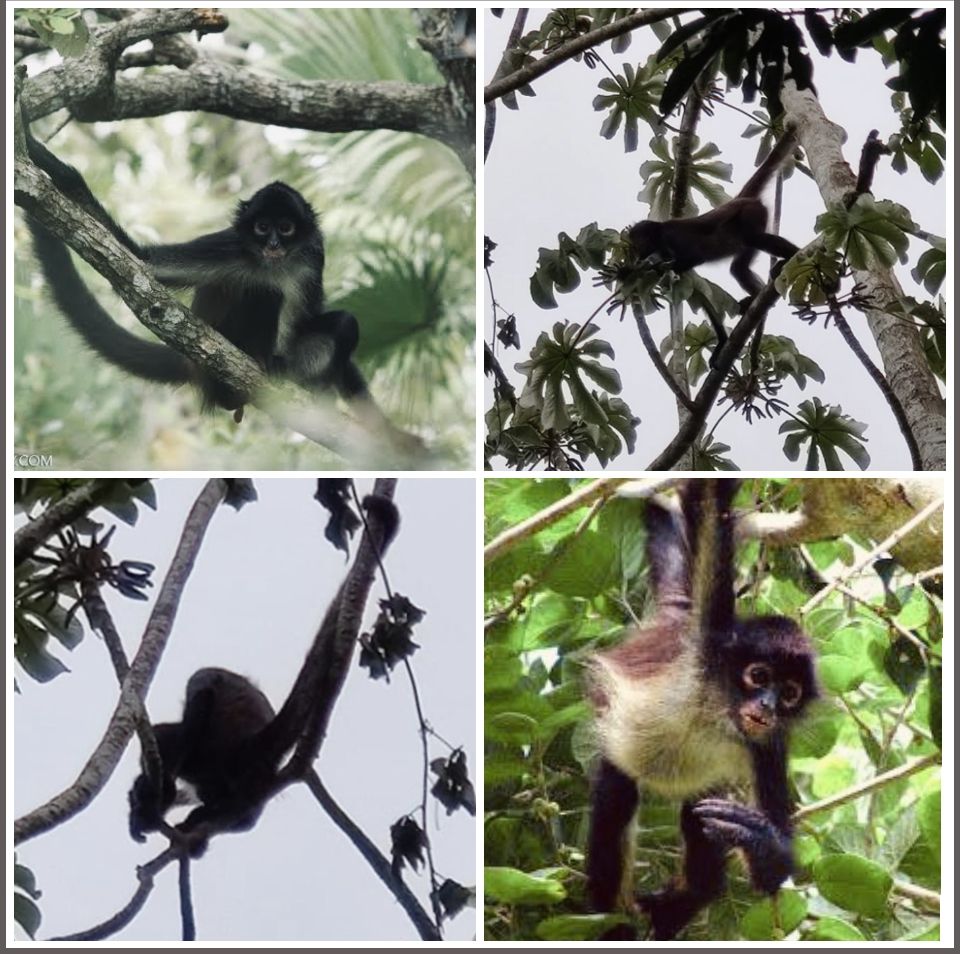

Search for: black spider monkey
xmin=128 ymin=668 xmax=275 ymax=855
xmin=128 ymin=493 xmax=400 ymax=857
xmin=23 ymin=127 xmax=419 ymax=447
xmin=585 ymin=479 xmax=817 ymax=940
xmin=627 ymin=128 xmax=800 ymax=362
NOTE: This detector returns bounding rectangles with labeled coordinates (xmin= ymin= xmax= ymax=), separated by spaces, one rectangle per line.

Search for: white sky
xmin=484 ymin=8 xmax=947 ymax=470
xmin=13 ymin=478 xmax=477 ymax=942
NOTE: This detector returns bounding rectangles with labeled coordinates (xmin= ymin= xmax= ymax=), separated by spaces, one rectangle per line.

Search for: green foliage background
xmin=483 ymin=478 xmax=941 ymax=942
xmin=15 ymin=8 xmax=475 ymax=470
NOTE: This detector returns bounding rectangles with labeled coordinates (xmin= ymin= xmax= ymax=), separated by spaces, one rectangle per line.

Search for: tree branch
xmin=484 ymin=477 xmax=634 ymax=563
xmin=794 ymin=752 xmax=940 ymax=822
xmin=306 ymin=771 xmax=441 ymax=941
xmin=14 ymin=480 xmax=121 ymax=566
xmin=49 ymin=844 xmax=181 ymax=940
xmin=484 ymin=10 xmax=684 ymax=104
xmin=645 ymin=286 xmax=778 ymax=470
xmin=14 ymin=480 xmax=228 ymax=845
xmin=22 ymin=9 xmax=468 ymax=165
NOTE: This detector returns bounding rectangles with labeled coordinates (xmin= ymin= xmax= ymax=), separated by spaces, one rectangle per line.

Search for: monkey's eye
xmin=277 ymin=220 xmax=295 ymax=237
xmin=779 ymin=680 xmax=803 ymax=709
xmin=253 ymin=221 xmax=270 ymax=236
xmin=743 ymin=663 xmax=771 ymax=689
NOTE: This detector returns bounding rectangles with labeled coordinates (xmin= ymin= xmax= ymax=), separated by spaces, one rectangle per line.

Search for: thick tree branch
xmin=27 ymin=69 xmax=467 ymax=158
xmin=781 ymin=85 xmax=945 ymax=470
xmin=14 ymin=480 xmax=228 ymax=845
xmin=22 ymin=7 xmax=468 ymax=168
xmin=737 ymin=478 xmax=943 ymax=573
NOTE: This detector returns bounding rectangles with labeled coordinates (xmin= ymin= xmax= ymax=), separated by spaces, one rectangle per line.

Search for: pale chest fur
xmin=591 ymin=651 xmax=752 ymax=798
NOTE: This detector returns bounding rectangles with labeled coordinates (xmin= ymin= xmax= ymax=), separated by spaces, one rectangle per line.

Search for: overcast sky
xmin=14 ymin=478 xmax=477 ymax=942
xmin=484 ymin=9 xmax=946 ymax=470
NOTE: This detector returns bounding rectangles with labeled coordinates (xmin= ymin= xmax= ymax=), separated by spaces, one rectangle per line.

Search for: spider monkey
xmin=128 ymin=668 xmax=275 ymax=856
xmin=585 ymin=479 xmax=817 ymax=940
xmin=627 ymin=129 xmax=800 ymax=362
xmin=23 ymin=128 xmax=421 ymax=449
xmin=128 ymin=492 xmax=401 ymax=857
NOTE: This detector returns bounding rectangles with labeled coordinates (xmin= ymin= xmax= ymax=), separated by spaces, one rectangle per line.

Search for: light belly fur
xmin=592 ymin=653 xmax=751 ymax=798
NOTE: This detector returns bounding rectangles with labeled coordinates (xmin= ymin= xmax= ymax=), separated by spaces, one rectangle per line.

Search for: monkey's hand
xmin=692 ymin=798 xmax=792 ymax=894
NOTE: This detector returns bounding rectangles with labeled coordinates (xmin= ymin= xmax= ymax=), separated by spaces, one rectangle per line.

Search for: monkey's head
xmin=625 ymin=220 xmax=664 ymax=262
xmin=723 ymin=616 xmax=818 ymax=743
xmin=235 ymin=182 xmax=321 ymax=266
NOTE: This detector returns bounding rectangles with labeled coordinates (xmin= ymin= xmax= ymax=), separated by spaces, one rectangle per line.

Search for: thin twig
xmin=801 ymin=496 xmax=944 ymax=615
xmin=484 ymin=478 xmax=631 ymax=563
xmin=793 ymin=752 xmax=940 ymax=822
xmin=306 ymin=771 xmax=440 ymax=941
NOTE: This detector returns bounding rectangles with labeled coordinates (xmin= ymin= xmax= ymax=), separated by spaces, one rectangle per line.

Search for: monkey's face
xmin=733 ymin=660 xmax=805 ymax=741
xmin=235 ymin=183 xmax=320 ymax=268
xmin=250 ymin=216 xmax=298 ymax=262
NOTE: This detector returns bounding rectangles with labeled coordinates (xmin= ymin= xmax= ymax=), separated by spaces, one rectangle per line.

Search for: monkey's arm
xmin=143 ymin=231 xmax=246 ymax=287
xmin=644 ymin=498 xmax=690 ymax=615
xmin=690 ymin=799 xmax=793 ymax=893
xmin=691 ymin=737 xmax=794 ymax=894
xmin=128 ymin=723 xmax=183 ymax=842
xmin=680 ymin=480 xmax=739 ymax=648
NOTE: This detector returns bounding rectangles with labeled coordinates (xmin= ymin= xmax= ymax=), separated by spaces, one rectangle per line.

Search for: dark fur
xmin=628 ymin=131 xmax=800 ymax=359
xmin=586 ymin=479 xmax=817 ymax=940
xmin=128 ymin=668 xmax=276 ymax=856
xmin=24 ymin=130 xmax=370 ymax=417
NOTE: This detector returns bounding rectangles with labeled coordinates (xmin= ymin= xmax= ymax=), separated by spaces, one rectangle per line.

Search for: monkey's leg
xmin=752 ymin=233 xmax=800 ymax=261
xmin=637 ymin=800 xmax=728 ymax=940
xmin=698 ymin=298 xmax=729 ymax=369
xmin=586 ymin=758 xmax=639 ymax=939
xmin=730 ymin=248 xmax=764 ymax=313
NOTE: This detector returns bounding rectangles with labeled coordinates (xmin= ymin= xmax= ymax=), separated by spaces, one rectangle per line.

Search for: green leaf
xmin=818 ymin=654 xmax=868 ymax=693
xmin=536 ymin=913 xmax=629 ymax=940
xmin=792 ymin=710 xmax=840 ymax=758
xmin=917 ymin=791 xmax=941 ymax=864
xmin=486 ymin=712 xmax=540 ymax=746
xmin=803 ymin=917 xmax=867 ymax=941
xmin=14 ymin=894 xmax=42 ymax=940
xmin=740 ymin=890 xmax=806 ymax=940
xmin=812 ymin=854 xmax=892 ymax=917
xmin=544 ymin=530 xmax=617 ymax=598
xmin=484 ymin=867 xmax=567 ymax=905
